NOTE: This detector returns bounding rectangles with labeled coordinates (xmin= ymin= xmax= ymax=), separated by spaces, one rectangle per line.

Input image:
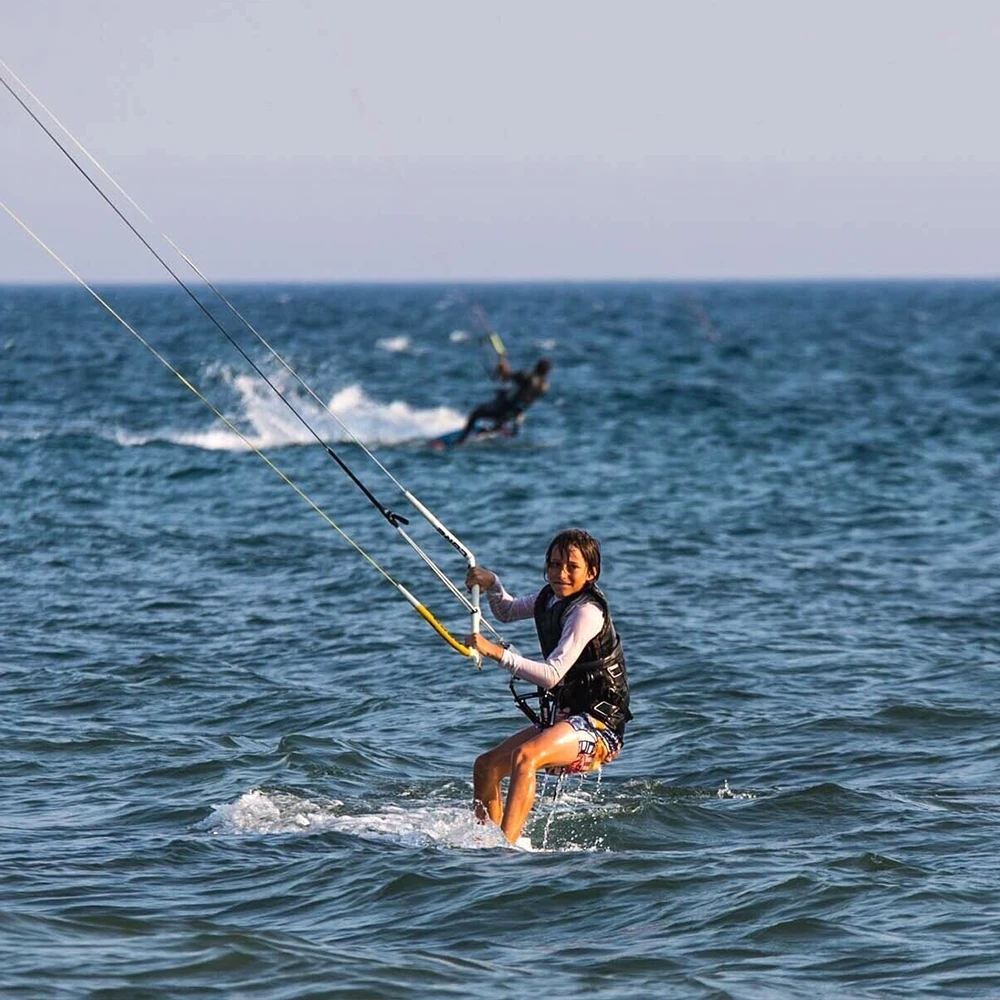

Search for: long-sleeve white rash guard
xmin=486 ymin=576 xmax=605 ymax=689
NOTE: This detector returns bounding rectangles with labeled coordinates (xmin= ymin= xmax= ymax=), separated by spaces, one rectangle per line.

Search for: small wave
xmin=0 ymin=426 xmax=47 ymax=443
xmin=828 ymin=852 xmax=922 ymax=874
xmin=376 ymin=335 xmax=410 ymax=353
xmin=618 ymin=778 xmax=764 ymax=803
xmin=716 ymin=779 xmax=757 ymax=800
xmin=877 ymin=702 xmax=998 ymax=728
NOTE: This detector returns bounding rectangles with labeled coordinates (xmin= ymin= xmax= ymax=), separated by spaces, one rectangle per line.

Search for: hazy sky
xmin=3 ymin=0 xmax=1000 ymax=282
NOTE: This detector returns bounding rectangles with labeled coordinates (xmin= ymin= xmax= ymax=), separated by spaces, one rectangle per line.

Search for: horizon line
xmin=2 ymin=273 xmax=999 ymax=289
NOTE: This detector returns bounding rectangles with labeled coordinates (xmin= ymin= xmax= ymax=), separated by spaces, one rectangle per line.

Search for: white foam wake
xmin=204 ymin=788 xmax=523 ymax=850
xmin=116 ymin=368 xmax=465 ymax=451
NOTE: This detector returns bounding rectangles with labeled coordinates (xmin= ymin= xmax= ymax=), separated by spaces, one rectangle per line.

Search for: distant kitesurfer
xmin=464 ymin=528 xmax=632 ymax=846
xmin=454 ymin=355 xmax=551 ymax=444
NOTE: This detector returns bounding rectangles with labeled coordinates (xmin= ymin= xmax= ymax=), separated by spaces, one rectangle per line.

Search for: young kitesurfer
xmin=465 ymin=528 xmax=631 ymax=845
xmin=454 ymin=356 xmax=551 ymax=444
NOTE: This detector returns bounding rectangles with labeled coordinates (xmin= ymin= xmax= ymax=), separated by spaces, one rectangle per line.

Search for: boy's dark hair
xmin=544 ymin=528 xmax=601 ymax=581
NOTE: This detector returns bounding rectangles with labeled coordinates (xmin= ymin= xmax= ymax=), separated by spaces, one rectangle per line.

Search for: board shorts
xmin=543 ymin=712 xmax=623 ymax=775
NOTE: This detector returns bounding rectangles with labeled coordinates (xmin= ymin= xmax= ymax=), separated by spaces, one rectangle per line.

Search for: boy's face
xmin=546 ymin=544 xmax=596 ymax=598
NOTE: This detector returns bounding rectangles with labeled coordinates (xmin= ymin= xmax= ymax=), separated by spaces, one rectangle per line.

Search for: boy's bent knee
xmin=474 ymin=749 xmax=501 ymax=780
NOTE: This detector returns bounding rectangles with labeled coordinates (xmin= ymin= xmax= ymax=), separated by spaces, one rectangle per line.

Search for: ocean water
xmin=2 ymin=279 xmax=1000 ymax=998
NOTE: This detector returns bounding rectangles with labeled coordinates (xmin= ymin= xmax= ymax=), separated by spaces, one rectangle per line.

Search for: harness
xmin=509 ymin=583 xmax=632 ymax=738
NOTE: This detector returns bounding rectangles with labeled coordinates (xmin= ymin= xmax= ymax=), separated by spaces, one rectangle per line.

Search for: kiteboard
xmin=428 ymin=423 xmax=518 ymax=451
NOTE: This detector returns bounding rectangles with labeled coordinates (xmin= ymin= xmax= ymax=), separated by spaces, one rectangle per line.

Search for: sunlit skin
xmin=465 ymin=544 xmax=598 ymax=844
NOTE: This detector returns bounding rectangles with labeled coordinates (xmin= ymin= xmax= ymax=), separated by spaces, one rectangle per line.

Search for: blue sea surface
xmin=2 ymin=280 xmax=1000 ymax=998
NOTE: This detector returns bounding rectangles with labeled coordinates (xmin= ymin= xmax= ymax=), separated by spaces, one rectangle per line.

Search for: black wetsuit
xmin=457 ymin=368 xmax=548 ymax=443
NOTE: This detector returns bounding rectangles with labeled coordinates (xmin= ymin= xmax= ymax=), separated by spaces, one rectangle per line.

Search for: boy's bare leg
xmin=499 ymin=722 xmax=583 ymax=844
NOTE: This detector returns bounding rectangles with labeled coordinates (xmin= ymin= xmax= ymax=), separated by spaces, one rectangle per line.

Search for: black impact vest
xmin=532 ymin=583 xmax=632 ymax=739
